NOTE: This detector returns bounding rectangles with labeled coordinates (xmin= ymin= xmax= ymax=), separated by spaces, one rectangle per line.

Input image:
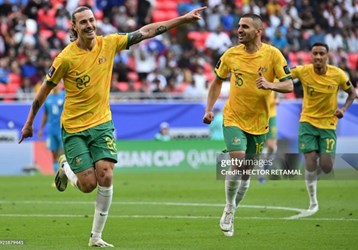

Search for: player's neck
xmin=76 ymin=38 xmax=96 ymax=51
xmin=314 ymin=66 xmax=327 ymax=75
xmin=244 ymin=42 xmax=262 ymax=54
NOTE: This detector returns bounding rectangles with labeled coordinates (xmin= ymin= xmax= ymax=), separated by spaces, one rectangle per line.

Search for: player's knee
xmin=98 ymin=169 xmax=113 ymax=186
xmin=320 ymin=163 xmax=333 ymax=174
xmin=79 ymin=180 xmax=97 ymax=193
xmin=319 ymin=157 xmax=334 ymax=173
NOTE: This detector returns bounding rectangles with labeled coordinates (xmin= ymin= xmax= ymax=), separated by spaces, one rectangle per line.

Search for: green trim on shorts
xmin=298 ymin=122 xmax=336 ymax=156
xmin=223 ymin=126 xmax=267 ymax=154
xmin=267 ymin=116 xmax=277 ymax=139
xmin=61 ymin=120 xmax=118 ymax=174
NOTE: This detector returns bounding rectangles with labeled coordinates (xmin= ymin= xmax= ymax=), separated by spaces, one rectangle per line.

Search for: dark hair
xmin=311 ymin=42 xmax=329 ymax=52
xmin=69 ymin=6 xmax=92 ymax=42
xmin=241 ymin=13 xmax=263 ymax=29
xmin=241 ymin=13 xmax=263 ymax=22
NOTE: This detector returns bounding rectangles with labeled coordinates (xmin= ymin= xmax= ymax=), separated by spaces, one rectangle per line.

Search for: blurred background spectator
xmin=155 ymin=122 xmax=171 ymax=141
xmin=0 ymin=0 xmax=357 ymax=101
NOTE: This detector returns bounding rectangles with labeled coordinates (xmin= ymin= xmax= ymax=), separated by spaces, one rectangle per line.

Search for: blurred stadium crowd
xmin=0 ymin=0 xmax=357 ymax=101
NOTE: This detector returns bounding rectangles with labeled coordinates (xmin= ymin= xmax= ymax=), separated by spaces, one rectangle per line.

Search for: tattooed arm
xmin=128 ymin=6 xmax=206 ymax=46
xmin=19 ymin=81 xmax=54 ymax=143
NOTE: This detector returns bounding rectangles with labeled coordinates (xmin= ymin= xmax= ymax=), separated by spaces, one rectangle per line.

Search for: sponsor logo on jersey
xmin=48 ymin=66 xmax=56 ymax=78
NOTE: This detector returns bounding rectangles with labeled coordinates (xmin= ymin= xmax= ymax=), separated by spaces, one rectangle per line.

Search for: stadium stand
xmin=0 ymin=0 xmax=357 ymax=101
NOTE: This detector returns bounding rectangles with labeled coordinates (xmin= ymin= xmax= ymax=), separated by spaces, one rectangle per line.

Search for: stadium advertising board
xmin=115 ymin=140 xmax=225 ymax=172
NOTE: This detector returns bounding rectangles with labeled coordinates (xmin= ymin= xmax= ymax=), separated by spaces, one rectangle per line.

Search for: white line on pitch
xmin=0 ymin=200 xmax=305 ymax=212
xmin=0 ymin=213 xmax=357 ymax=222
xmin=1 ymin=200 xmax=355 ymax=221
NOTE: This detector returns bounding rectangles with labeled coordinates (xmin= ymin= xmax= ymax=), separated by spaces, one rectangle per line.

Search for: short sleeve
xmin=46 ymin=55 xmax=69 ymax=85
xmin=290 ymin=65 xmax=303 ymax=79
xmin=338 ymin=69 xmax=352 ymax=91
xmin=214 ymin=54 xmax=230 ymax=80
xmin=273 ymin=48 xmax=292 ymax=81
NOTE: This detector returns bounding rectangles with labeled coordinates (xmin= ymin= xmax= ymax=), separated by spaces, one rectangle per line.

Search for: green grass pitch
xmin=0 ymin=171 xmax=357 ymax=250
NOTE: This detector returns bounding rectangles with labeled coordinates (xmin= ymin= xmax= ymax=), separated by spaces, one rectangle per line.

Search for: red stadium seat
xmin=116 ymin=82 xmax=128 ymax=92
xmin=348 ymin=53 xmax=358 ymax=69
xmin=187 ymin=31 xmax=210 ymax=51
xmin=7 ymin=83 xmax=19 ymax=94
xmin=8 ymin=73 xmax=22 ymax=86
xmin=177 ymin=82 xmax=189 ymax=92
xmin=235 ymin=0 xmax=243 ymax=8
xmin=288 ymin=52 xmax=298 ymax=66
xmin=128 ymin=72 xmax=139 ymax=81
xmin=155 ymin=1 xmax=178 ymax=11
xmin=40 ymin=29 xmax=53 ymax=40
xmin=203 ymin=62 xmax=212 ymax=73
xmin=134 ymin=81 xmax=142 ymax=91
xmin=0 ymin=84 xmax=7 ymax=94
xmin=57 ymin=30 xmax=68 ymax=41
xmin=204 ymin=71 xmax=215 ymax=82
xmin=296 ymin=51 xmax=311 ymax=64
xmin=152 ymin=10 xmax=178 ymax=23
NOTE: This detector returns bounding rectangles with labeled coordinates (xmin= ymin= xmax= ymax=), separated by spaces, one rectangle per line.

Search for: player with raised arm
xmin=19 ymin=5 xmax=206 ymax=247
xmin=203 ymin=13 xmax=293 ymax=237
xmin=291 ymin=42 xmax=356 ymax=214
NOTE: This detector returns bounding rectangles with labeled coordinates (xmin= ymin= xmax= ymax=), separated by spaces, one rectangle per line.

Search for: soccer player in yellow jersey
xmin=291 ymin=42 xmax=356 ymax=215
xmin=203 ymin=13 xmax=293 ymax=237
xmin=18 ymin=5 xmax=206 ymax=247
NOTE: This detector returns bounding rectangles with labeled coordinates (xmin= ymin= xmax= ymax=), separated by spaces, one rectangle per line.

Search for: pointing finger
xmin=18 ymin=135 xmax=24 ymax=144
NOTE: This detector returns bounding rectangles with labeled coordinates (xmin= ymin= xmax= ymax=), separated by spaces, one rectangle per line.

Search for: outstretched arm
xmin=19 ymin=81 xmax=54 ymax=143
xmin=128 ymin=6 xmax=206 ymax=46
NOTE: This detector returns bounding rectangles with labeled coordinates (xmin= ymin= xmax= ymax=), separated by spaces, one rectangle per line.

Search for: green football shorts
xmin=62 ymin=120 xmax=118 ymax=173
xmin=223 ymin=126 xmax=267 ymax=154
xmin=298 ymin=122 xmax=336 ymax=155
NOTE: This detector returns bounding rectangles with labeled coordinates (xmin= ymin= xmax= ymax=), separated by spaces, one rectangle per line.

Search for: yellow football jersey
xmin=269 ymin=91 xmax=277 ymax=118
xmin=291 ymin=64 xmax=352 ymax=129
xmin=46 ymin=34 xmax=129 ymax=133
xmin=215 ymin=43 xmax=291 ymax=135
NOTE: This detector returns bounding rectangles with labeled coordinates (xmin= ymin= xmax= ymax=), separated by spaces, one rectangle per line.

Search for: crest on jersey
xmin=259 ymin=66 xmax=267 ymax=73
xmin=99 ymin=56 xmax=106 ymax=64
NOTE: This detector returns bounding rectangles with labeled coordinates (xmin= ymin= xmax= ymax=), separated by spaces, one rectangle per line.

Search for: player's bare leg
xmin=88 ymin=159 xmax=114 ymax=247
